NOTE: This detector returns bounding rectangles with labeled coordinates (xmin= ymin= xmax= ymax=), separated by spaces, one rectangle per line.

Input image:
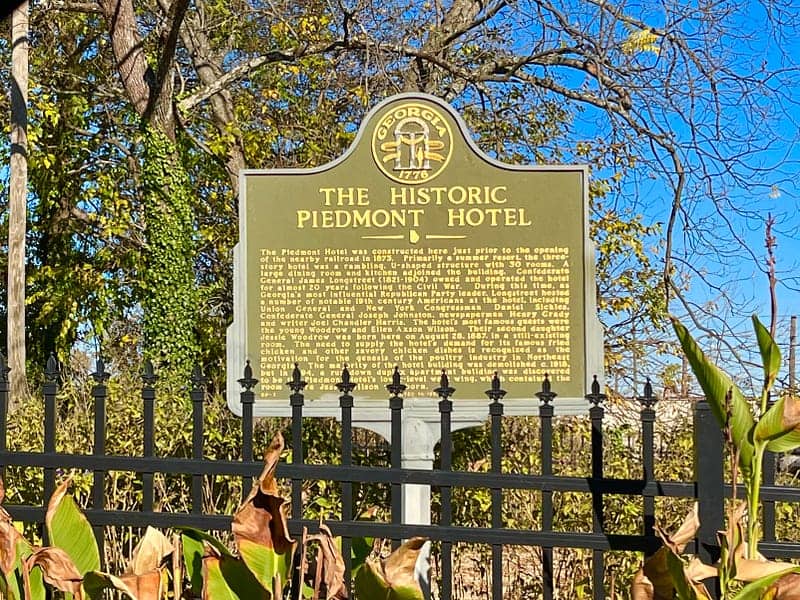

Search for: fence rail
xmin=1 ymin=355 xmax=800 ymax=599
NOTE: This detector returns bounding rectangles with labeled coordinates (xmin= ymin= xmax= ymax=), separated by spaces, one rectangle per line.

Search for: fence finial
xmin=486 ymin=372 xmax=506 ymax=403
xmin=637 ymin=378 xmax=657 ymax=408
xmin=387 ymin=366 xmax=406 ymax=397
xmin=435 ymin=369 xmax=455 ymax=399
xmin=337 ymin=364 xmax=356 ymax=395
xmin=142 ymin=359 xmax=158 ymax=387
xmin=287 ymin=363 xmax=307 ymax=393
xmin=536 ymin=373 xmax=557 ymax=406
xmin=238 ymin=360 xmax=258 ymax=391
xmin=586 ymin=375 xmax=606 ymax=407
xmin=190 ymin=364 xmax=207 ymax=389
xmin=92 ymin=358 xmax=110 ymax=384
xmin=45 ymin=353 xmax=60 ymax=382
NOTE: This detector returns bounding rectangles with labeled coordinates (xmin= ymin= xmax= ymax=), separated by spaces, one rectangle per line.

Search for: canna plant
xmin=631 ymin=316 xmax=800 ymax=599
xmin=0 ymin=431 xmax=427 ymax=599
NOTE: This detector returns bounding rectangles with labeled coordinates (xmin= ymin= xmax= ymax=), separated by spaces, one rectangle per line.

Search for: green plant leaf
xmin=238 ymin=538 xmax=293 ymax=595
xmin=672 ymin=318 xmax=755 ymax=477
xmin=753 ymin=315 xmax=782 ymax=394
xmin=734 ymin=567 xmax=800 ymax=599
xmin=44 ymin=480 xmax=100 ymax=575
xmin=353 ymin=538 xmax=426 ymax=600
xmin=202 ymin=551 xmax=268 ymax=600
xmin=180 ymin=527 xmax=233 ymax=596
xmin=82 ymin=571 xmax=137 ymax=599
xmin=351 ymin=537 xmax=373 ymax=571
xmin=754 ymin=395 xmax=800 ymax=453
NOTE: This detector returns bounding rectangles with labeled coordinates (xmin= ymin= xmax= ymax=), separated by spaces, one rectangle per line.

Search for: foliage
xmin=140 ymin=127 xmax=200 ymax=375
xmin=629 ymin=317 xmax=800 ymax=599
xmin=0 ymin=431 xmax=426 ymax=599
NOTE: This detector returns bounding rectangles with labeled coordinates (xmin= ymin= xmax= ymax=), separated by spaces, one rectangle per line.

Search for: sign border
xmin=226 ymin=92 xmax=603 ymax=417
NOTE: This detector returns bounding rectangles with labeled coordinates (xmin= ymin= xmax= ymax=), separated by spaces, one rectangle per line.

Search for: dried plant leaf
xmin=762 ymin=572 xmax=800 ymax=599
xmin=232 ymin=433 xmax=294 ymax=554
xmin=0 ymin=493 xmax=24 ymax=576
xmin=305 ymin=524 xmax=346 ymax=599
xmin=382 ymin=537 xmax=427 ymax=589
xmin=126 ymin=527 xmax=173 ymax=576
xmin=634 ymin=506 xmax=705 ymax=600
xmin=26 ymin=546 xmax=84 ymax=598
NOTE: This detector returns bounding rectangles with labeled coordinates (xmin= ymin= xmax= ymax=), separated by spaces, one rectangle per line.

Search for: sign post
xmin=227 ymin=92 xmax=603 ymax=549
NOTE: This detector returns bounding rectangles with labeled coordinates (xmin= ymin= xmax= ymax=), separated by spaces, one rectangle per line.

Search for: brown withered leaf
xmin=632 ymin=505 xmax=704 ymax=600
xmin=27 ymin=546 xmax=84 ymax=598
xmin=117 ymin=569 xmax=163 ymax=600
xmin=0 ymin=478 xmax=24 ymax=576
xmin=382 ymin=537 xmax=427 ymax=589
xmin=763 ymin=572 xmax=800 ymax=599
xmin=232 ymin=432 xmax=294 ymax=554
xmin=305 ymin=524 xmax=347 ymax=600
xmin=125 ymin=527 xmax=173 ymax=576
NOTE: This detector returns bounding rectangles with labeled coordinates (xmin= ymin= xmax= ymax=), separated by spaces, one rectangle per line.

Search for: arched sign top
xmin=228 ymin=93 xmax=603 ymax=413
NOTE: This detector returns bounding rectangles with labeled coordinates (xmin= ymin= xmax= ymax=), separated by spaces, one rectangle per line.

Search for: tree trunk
xmin=8 ymin=1 xmax=30 ymax=403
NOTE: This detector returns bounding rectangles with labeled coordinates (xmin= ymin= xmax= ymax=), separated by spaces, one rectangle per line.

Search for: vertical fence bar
xmin=387 ymin=367 xmax=406 ymax=550
xmin=337 ymin=365 xmax=355 ymax=593
xmin=288 ymin=364 xmax=306 ymax=596
xmin=0 ymin=353 xmax=9 ymax=483
xmin=587 ymin=376 xmax=606 ymax=600
xmin=141 ymin=360 xmax=157 ymax=513
xmin=486 ymin=373 xmax=506 ymax=600
xmin=762 ymin=393 xmax=776 ymax=544
xmin=190 ymin=366 xmax=206 ymax=515
xmin=43 ymin=354 xmax=60 ymax=510
xmin=239 ymin=361 xmax=257 ymax=500
xmin=638 ymin=379 xmax=658 ymax=556
xmin=435 ymin=370 xmax=455 ymax=600
xmin=288 ymin=364 xmax=306 ymax=525
xmin=536 ymin=375 xmax=556 ymax=600
xmin=91 ymin=359 xmax=109 ymax=565
xmin=694 ymin=397 xmax=723 ymax=599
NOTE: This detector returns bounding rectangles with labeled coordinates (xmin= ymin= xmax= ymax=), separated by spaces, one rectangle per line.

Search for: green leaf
xmin=82 ymin=571 xmax=137 ymax=599
xmin=672 ymin=318 xmax=755 ymax=477
xmin=238 ymin=538 xmax=293 ymax=595
xmin=203 ymin=553 xmax=269 ymax=600
xmin=180 ymin=527 xmax=233 ymax=596
xmin=45 ymin=480 xmax=101 ymax=575
xmin=753 ymin=315 xmax=781 ymax=394
xmin=351 ymin=537 xmax=373 ymax=571
xmin=353 ymin=562 xmax=424 ymax=600
xmin=733 ymin=567 xmax=800 ymax=599
xmin=754 ymin=396 xmax=800 ymax=453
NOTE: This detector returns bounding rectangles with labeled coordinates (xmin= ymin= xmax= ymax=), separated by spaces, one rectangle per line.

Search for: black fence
xmin=1 ymin=356 xmax=800 ymax=600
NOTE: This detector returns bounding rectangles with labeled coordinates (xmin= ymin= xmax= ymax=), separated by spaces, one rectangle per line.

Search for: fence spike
xmin=92 ymin=358 xmax=110 ymax=384
xmin=287 ymin=363 xmax=307 ymax=393
xmin=141 ymin=359 xmax=157 ymax=387
xmin=337 ymin=364 xmax=356 ymax=395
xmin=386 ymin=366 xmax=406 ymax=397
xmin=190 ymin=364 xmax=207 ymax=389
xmin=238 ymin=360 xmax=258 ymax=391
xmin=586 ymin=374 xmax=606 ymax=407
xmin=637 ymin=378 xmax=657 ymax=408
xmin=45 ymin=353 xmax=60 ymax=382
xmin=536 ymin=374 xmax=557 ymax=406
xmin=435 ymin=369 xmax=455 ymax=399
xmin=486 ymin=372 xmax=507 ymax=402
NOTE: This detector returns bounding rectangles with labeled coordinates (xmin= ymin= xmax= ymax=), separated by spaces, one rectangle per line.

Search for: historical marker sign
xmin=227 ymin=93 xmax=602 ymax=411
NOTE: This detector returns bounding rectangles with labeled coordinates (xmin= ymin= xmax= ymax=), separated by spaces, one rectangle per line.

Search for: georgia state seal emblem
xmin=371 ymin=102 xmax=453 ymax=184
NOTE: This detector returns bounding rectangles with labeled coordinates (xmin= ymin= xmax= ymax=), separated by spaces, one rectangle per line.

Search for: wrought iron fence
xmin=1 ymin=355 xmax=800 ymax=599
